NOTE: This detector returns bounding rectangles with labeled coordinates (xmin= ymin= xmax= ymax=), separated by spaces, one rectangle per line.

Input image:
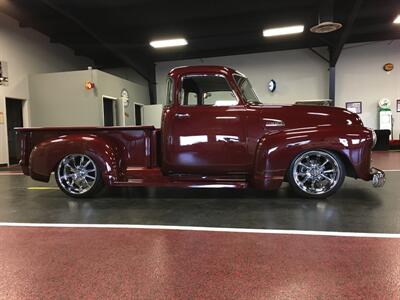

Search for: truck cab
xmin=161 ymin=66 xmax=252 ymax=175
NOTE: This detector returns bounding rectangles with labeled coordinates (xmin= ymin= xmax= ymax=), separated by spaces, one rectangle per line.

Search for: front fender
xmin=252 ymin=126 xmax=373 ymax=190
xmin=29 ymin=134 xmax=121 ymax=184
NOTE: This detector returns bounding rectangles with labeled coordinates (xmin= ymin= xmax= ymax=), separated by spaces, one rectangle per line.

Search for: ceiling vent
xmin=310 ymin=21 xmax=342 ymax=33
xmin=311 ymin=0 xmax=342 ymax=34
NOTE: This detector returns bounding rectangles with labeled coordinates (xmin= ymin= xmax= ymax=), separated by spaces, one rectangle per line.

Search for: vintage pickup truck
xmin=16 ymin=65 xmax=385 ymax=199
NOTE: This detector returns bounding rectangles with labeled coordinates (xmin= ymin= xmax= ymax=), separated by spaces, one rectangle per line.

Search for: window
xmin=233 ymin=74 xmax=260 ymax=104
xmin=180 ymin=75 xmax=238 ymax=106
xmin=166 ymin=77 xmax=174 ymax=105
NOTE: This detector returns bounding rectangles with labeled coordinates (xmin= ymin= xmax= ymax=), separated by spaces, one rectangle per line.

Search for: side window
xmin=180 ymin=75 xmax=238 ymax=106
xmin=166 ymin=77 xmax=174 ymax=105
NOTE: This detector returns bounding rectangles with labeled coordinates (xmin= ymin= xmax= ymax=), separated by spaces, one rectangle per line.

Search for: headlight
xmin=370 ymin=129 xmax=377 ymax=148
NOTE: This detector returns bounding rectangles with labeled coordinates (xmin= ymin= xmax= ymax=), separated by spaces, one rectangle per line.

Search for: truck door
xmin=164 ymin=74 xmax=250 ymax=175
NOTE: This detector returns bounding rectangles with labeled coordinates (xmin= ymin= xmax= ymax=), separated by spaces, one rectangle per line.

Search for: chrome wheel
xmin=57 ymin=154 xmax=98 ymax=195
xmin=292 ymin=151 xmax=341 ymax=196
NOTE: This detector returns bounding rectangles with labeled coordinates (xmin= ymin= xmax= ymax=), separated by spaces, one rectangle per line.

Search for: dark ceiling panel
xmin=0 ymin=0 xmax=399 ymax=77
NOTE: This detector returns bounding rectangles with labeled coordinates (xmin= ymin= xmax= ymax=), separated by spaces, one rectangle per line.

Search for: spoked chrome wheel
xmin=56 ymin=154 xmax=98 ymax=196
xmin=291 ymin=150 xmax=343 ymax=197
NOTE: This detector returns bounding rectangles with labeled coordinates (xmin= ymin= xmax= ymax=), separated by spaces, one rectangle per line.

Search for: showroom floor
xmin=0 ymin=151 xmax=399 ymax=299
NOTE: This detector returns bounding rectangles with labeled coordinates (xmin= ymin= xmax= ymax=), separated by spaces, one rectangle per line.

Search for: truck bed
xmin=16 ymin=126 xmax=162 ymax=182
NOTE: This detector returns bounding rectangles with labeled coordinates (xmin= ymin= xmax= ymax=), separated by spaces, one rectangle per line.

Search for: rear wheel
xmin=288 ymin=150 xmax=345 ymax=199
xmin=55 ymin=154 xmax=103 ymax=198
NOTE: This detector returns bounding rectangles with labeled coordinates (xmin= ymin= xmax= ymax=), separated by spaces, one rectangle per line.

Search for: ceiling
xmin=1 ymin=0 xmax=399 ymax=82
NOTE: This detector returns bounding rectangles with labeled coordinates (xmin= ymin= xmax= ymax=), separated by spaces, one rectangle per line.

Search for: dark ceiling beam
xmin=37 ymin=0 xmax=155 ymax=84
xmin=153 ymin=38 xmax=326 ymax=62
xmin=349 ymin=31 xmax=400 ymax=44
xmin=28 ymin=8 xmax=317 ymax=37
xmin=20 ymin=0 xmax=317 ymax=24
xmin=309 ymin=48 xmax=329 ymax=63
xmin=352 ymin=22 xmax=394 ymax=35
xmin=330 ymin=0 xmax=364 ymax=67
xmin=57 ymin=30 xmax=325 ymax=63
xmin=357 ymin=0 xmax=399 ymax=18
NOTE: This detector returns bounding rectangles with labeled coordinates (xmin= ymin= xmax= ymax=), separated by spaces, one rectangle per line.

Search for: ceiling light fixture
xmin=394 ymin=15 xmax=400 ymax=24
xmin=263 ymin=25 xmax=304 ymax=37
xmin=150 ymin=38 xmax=188 ymax=48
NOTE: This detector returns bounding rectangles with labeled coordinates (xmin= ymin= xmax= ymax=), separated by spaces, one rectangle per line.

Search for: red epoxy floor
xmin=372 ymin=151 xmax=400 ymax=170
xmin=0 ymin=226 xmax=399 ymax=299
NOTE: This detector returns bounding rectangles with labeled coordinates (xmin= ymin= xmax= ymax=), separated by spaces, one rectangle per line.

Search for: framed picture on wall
xmin=397 ymin=100 xmax=400 ymax=112
xmin=345 ymin=101 xmax=362 ymax=114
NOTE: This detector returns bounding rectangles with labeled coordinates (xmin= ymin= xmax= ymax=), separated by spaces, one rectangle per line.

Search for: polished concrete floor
xmin=0 ymin=170 xmax=399 ymax=233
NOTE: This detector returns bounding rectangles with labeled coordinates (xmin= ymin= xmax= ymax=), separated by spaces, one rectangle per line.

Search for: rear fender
xmin=29 ymin=134 xmax=121 ymax=184
xmin=252 ymin=127 xmax=372 ymax=190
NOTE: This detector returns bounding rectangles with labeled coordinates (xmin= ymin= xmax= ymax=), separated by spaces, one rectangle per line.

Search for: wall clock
xmin=268 ymin=79 xmax=276 ymax=93
xmin=383 ymin=63 xmax=394 ymax=72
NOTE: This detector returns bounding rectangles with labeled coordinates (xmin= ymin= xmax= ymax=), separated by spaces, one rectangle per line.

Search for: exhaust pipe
xmin=370 ymin=168 xmax=385 ymax=188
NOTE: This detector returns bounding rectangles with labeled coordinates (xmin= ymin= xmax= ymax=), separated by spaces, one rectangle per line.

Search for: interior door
xmin=103 ymin=97 xmax=114 ymax=126
xmin=165 ymin=74 xmax=249 ymax=175
xmin=6 ymin=98 xmax=23 ymax=165
xmin=135 ymin=104 xmax=143 ymax=125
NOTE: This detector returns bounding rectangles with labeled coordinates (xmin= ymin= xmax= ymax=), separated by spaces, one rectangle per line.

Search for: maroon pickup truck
xmin=16 ymin=65 xmax=385 ymax=199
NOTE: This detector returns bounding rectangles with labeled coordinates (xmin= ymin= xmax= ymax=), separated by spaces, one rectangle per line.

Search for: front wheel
xmin=288 ymin=150 xmax=345 ymax=199
xmin=55 ymin=154 xmax=103 ymax=198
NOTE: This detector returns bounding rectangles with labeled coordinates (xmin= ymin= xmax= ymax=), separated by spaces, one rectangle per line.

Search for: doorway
xmin=134 ymin=103 xmax=143 ymax=125
xmin=103 ymin=97 xmax=116 ymax=126
xmin=6 ymin=98 xmax=24 ymax=165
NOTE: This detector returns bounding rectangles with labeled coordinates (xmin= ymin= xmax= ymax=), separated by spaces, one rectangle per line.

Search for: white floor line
xmin=383 ymin=169 xmax=400 ymax=172
xmin=0 ymin=222 xmax=399 ymax=238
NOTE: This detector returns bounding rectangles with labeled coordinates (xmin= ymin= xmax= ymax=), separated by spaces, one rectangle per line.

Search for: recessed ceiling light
xmin=150 ymin=38 xmax=188 ymax=48
xmin=394 ymin=15 xmax=400 ymax=24
xmin=263 ymin=25 xmax=304 ymax=37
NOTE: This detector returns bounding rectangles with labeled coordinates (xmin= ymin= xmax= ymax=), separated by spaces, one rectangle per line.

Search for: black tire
xmin=55 ymin=154 xmax=104 ymax=198
xmin=287 ymin=150 xmax=345 ymax=199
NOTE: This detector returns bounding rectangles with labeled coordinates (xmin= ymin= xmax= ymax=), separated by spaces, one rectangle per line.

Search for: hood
xmin=249 ymin=104 xmax=364 ymax=129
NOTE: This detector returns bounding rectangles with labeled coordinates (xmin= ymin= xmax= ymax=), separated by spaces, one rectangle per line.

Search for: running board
xmin=113 ymin=167 xmax=248 ymax=188
xmin=112 ymin=180 xmax=248 ymax=189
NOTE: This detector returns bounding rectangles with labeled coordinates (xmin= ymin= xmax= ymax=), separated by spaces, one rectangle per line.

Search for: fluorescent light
xmin=394 ymin=15 xmax=400 ymax=24
xmin=150 ymin=38 xmax=188 ymax=48
xmin=263 ymin=25 xmax=304 ymax=37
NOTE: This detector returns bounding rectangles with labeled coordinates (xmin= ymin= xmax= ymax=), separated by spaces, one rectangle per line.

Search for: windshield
xmin=233 ymin=74 xmax=261 ymax=104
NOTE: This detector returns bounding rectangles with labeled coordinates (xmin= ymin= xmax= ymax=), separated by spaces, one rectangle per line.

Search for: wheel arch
xmin=29 ymin=134 xmax=121 ymax=184
xmin=252 ymin=129 xmax=366 ymax=189
xmin=325 ymin=149 xmax=357 ymax=178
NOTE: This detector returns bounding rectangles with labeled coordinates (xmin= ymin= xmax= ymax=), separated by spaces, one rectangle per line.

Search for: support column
xmin=329 ymin=66 xmax=335 ymax=106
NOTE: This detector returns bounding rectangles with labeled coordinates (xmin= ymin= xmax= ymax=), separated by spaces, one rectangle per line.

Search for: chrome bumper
xmin=371 ymin=168 xmax=385 ymax=188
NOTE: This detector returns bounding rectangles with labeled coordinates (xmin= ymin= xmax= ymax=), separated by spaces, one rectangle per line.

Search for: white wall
xmin=95 ymin=70 xmax=151 ymax=125
xmin=28 ymin=70 xmax=100 ymax=126
xmin=156 ymin=41 xmax=400 ymax=138
xmin=28 ymin=69 xmax=151 ymax=127
xmin=0 ymin=12 xmax=92 ymax=164
xmin=143 ymin=104 xmax=163 ymax=128
xmin=104 ymin=67 xmax=149 ymax=88
xmin=336 ymin=40 xmax=400 ymax=138
xmin=155 ymin=48 xmax=329 ymax=105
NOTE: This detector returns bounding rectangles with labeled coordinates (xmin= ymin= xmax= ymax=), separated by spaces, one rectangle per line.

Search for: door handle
xmin=175 ymin=113 xmax=190 ymax=119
